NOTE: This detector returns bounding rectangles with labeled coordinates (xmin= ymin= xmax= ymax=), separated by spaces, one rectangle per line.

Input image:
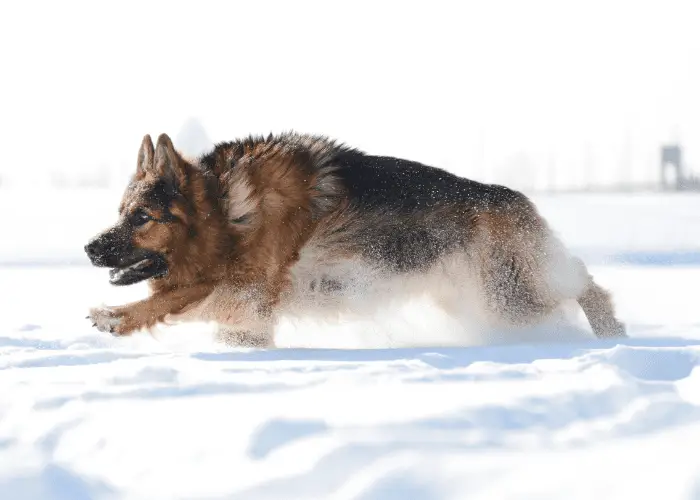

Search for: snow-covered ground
xmin=1 ymin=188 xmax=700 ymax=499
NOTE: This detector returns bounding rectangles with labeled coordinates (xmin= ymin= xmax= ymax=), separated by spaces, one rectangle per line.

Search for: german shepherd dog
xmin=85 ymin=132 xmax=626 ymax=346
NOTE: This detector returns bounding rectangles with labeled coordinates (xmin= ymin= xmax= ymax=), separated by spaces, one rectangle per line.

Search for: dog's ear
xmin=154 ymin=133 xmax=187 ymax=191
xmin=136 ymin=134 xmax=155 ymax=175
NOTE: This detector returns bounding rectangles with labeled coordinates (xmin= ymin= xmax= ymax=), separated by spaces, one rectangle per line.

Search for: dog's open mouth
xmin=109 ymin=254 xmax=168 ymax=286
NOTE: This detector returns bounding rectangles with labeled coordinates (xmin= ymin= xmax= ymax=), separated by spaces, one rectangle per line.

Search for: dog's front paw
xmin=87 ymin=306 xmax=124 ymax=335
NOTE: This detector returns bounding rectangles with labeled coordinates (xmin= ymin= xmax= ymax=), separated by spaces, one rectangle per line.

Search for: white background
xmin=1 ymin=0 xmax=700 ymax=190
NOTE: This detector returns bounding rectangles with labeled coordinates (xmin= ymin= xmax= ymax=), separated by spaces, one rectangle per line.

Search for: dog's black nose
xmin=85 ymin=241 xmax=101 ymax=258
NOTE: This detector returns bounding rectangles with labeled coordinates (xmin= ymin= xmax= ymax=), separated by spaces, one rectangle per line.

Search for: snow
xmin=1 ymin=188 xmax=700 ymax=499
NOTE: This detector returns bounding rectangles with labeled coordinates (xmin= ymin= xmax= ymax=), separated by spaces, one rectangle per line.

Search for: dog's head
xmin=85 ymin=134 xmax=195 ymax=286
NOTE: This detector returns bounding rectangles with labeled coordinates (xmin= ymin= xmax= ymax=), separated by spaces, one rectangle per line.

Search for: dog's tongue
xmin=109 ymin=258 xmax=153 ymax=285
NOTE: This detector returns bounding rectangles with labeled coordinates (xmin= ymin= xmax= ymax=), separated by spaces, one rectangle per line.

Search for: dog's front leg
xmin=88 ymin=284 xmax=212 ymax=336
xmin=164 ymin=284 xmax=278 ymax=347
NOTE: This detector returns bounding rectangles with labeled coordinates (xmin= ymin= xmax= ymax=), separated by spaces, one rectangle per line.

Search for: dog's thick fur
xmin=85 ymin=132 xmax=626 ymax=346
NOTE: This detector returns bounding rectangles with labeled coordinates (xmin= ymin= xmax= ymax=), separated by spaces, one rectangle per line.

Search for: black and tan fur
xmin=85 ymin=132 xmax=626 ymax=346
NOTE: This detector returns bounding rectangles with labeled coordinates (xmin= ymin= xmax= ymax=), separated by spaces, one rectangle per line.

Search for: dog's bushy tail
xmin=571 ymin=257 xmax=627 ymax=338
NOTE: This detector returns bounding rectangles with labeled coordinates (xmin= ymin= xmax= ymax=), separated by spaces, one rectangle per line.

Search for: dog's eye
xmin=130 ymin=209 xmax=152 ymax=227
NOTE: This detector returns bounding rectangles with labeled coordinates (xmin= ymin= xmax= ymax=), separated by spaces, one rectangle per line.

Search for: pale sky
xmin=1 ymin=0 xmax=699 ymax=190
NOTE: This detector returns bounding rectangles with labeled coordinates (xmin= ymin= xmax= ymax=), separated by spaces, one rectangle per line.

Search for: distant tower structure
xmin=175 ymin=117 xmax=213 ymax=158
xmin=660 ymin=144 xmax=683 ymax=190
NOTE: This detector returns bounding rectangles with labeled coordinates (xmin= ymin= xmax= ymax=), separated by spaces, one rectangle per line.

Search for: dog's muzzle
xmin=85 ymin=228 xmax=168 ymax=286
xmin=85 ymin=230 xmax=131 ymax=268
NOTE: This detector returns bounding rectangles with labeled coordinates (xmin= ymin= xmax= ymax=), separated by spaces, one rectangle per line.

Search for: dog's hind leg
xmin=571 ymin=258 xmax=627 ymax=338
xmin=472 ymin=190 xmax=626 ymax=339
xmin=472 ymin=196 xmax=567 ymax=329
